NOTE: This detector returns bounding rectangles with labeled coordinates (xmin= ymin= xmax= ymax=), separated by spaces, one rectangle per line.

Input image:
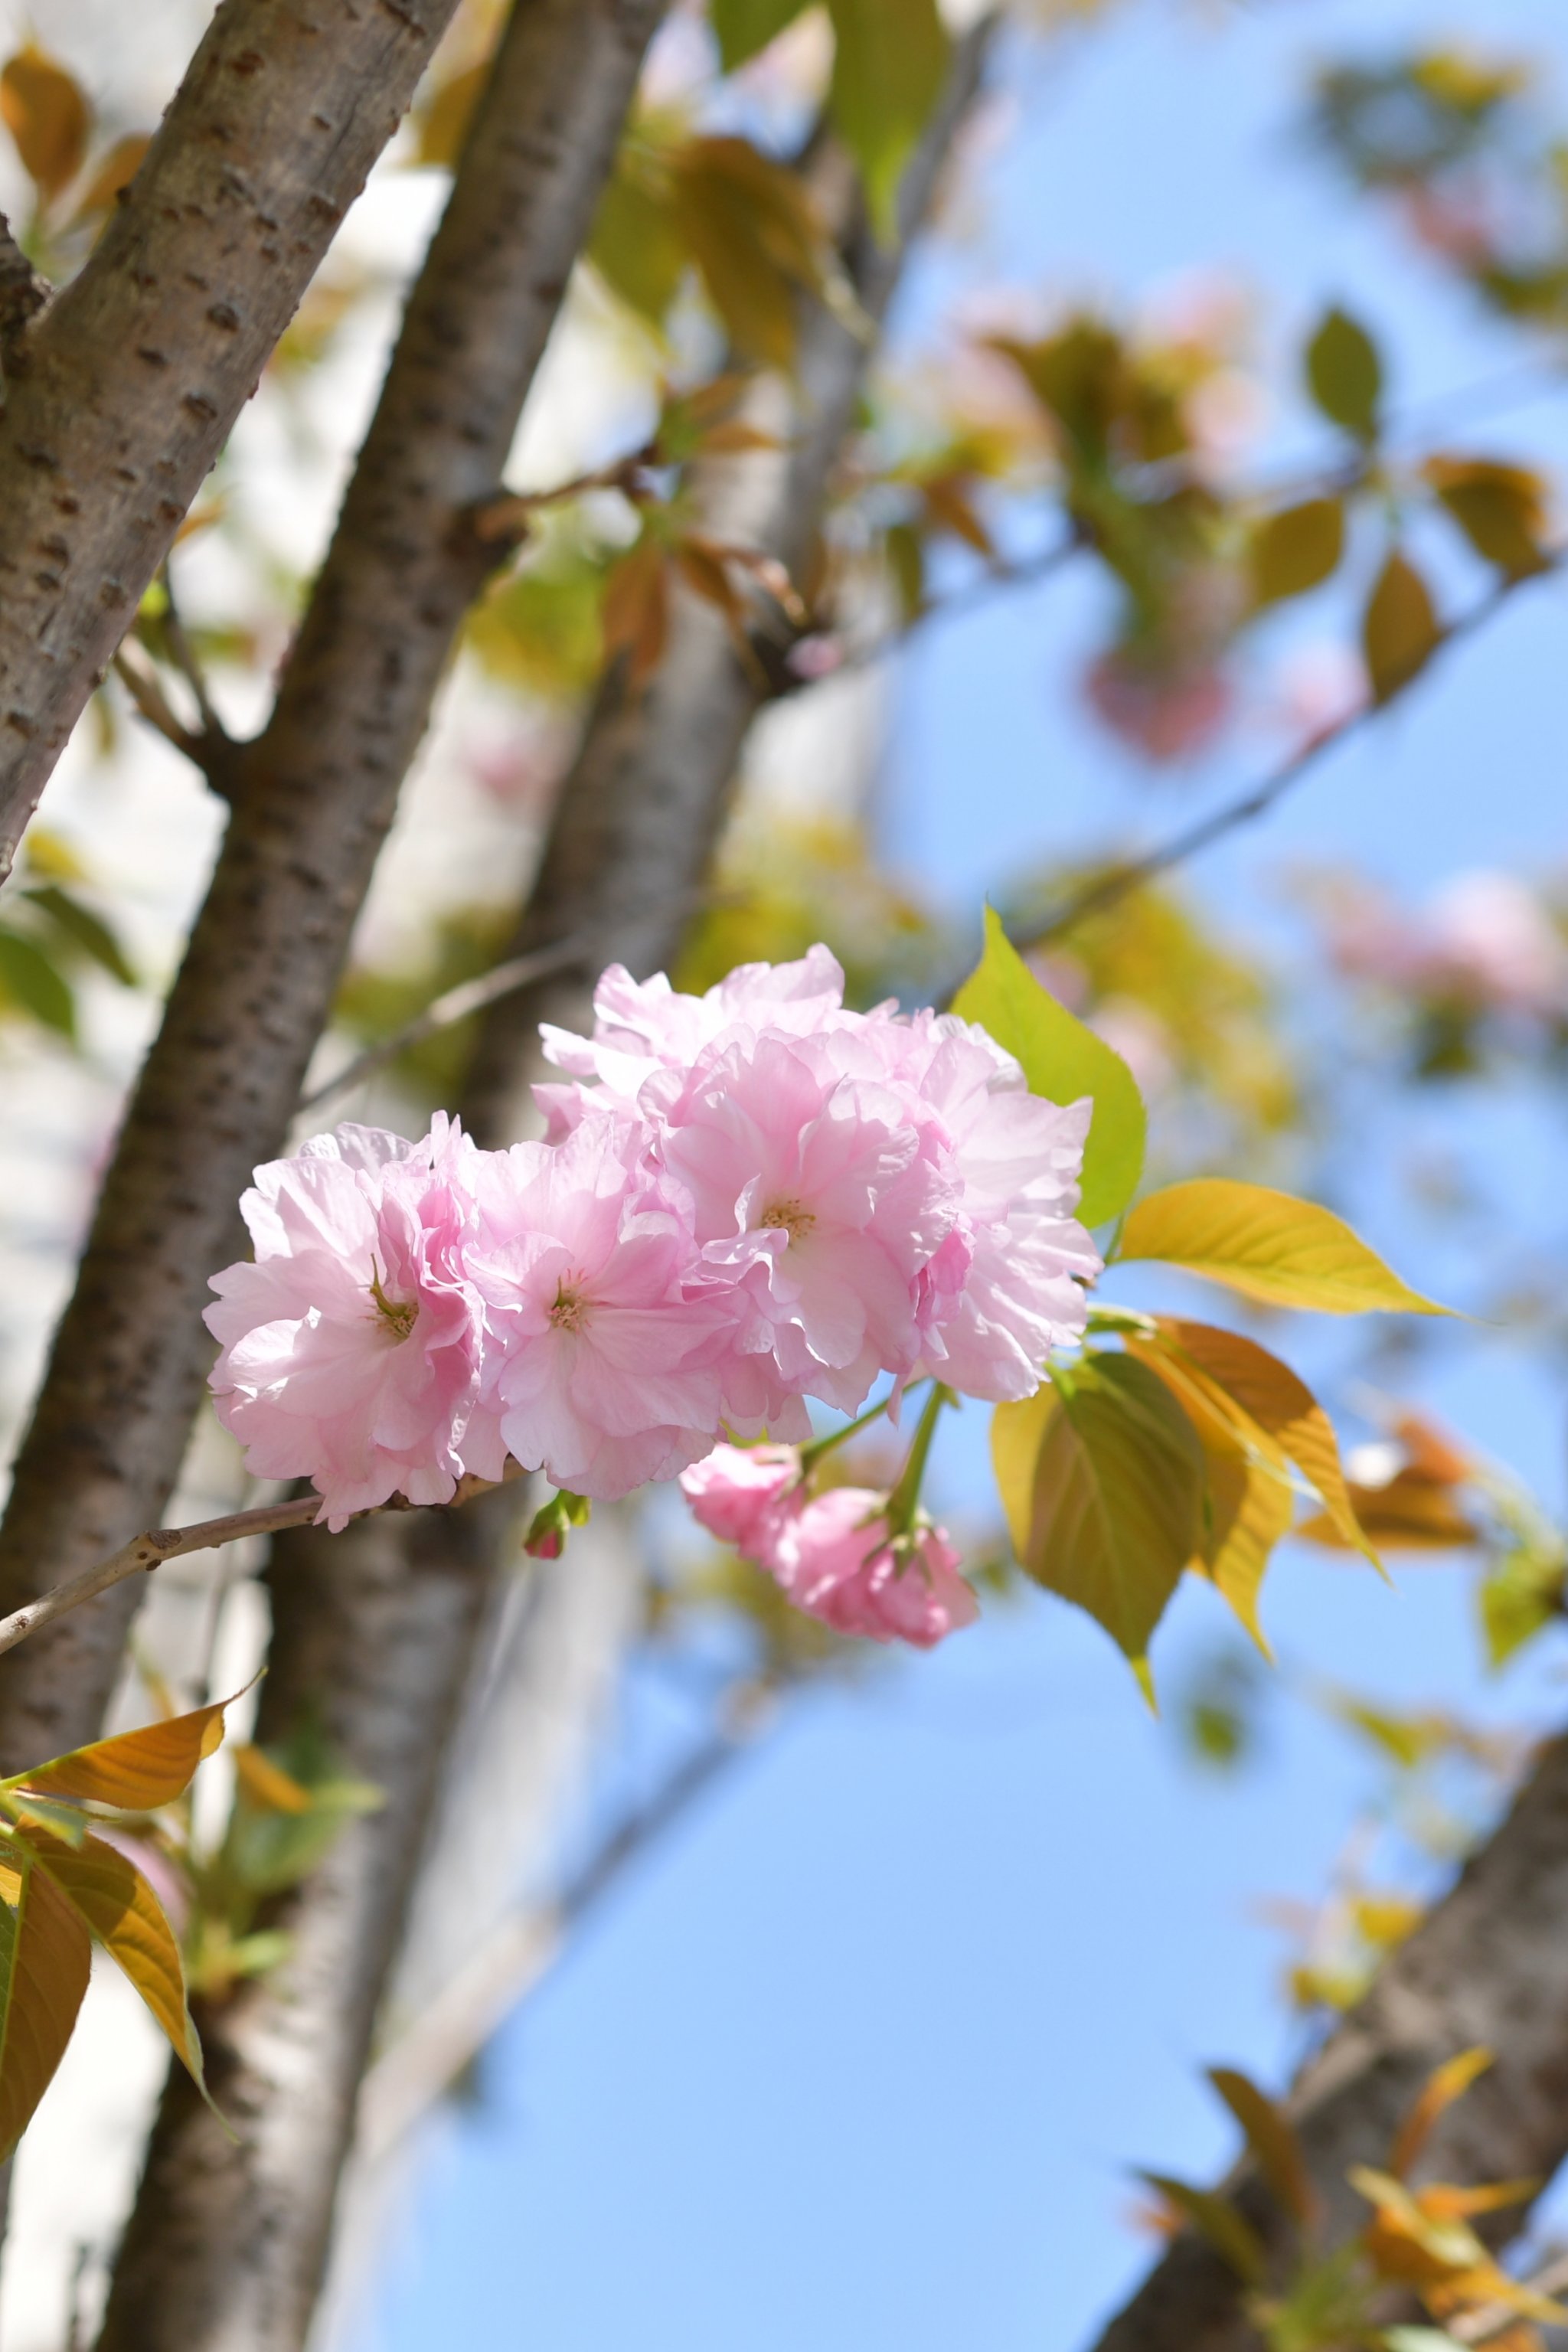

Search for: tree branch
xmin=0 ymin=208 xmax=50 ymax=366
xmin=1083 ymin=1726 xmax=1568 ymax=2352
xmin=0 ymin=1468 xmax=522 ymax=1665
xmin=0 ymin=0 xmax=669 ymax=1783
xmin=0 ymin=0 xmax=475 ymax=880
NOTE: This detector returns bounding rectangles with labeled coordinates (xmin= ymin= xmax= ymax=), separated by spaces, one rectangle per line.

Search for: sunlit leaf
xmin=1305 ymin=305 xmax=1382 ymax=441
xmin=1139 ymin=2171 xmax=1267 ymax=2285
xmin=1390 ymin=2047 xmax=1491 ymax=2180
xmin=0 ymin=44 xmax=90 ymax=200
xmin=1364 ymin=550 xmax=1439 ymax=704
xmin=588 ymin=146 xmax=688 ymax=327
xmin=711 ymin=0 xmax=809 ymax=71
xmin=828 ymin=0 xmax=950 ymax=241
xmin=1117 ymin=1180 xmax=1448 ymax=1316
xmin=994 ymin=1355 xmax=1203 ymax=1667
xmin=952 ymin=908 xmax=1145 ymax=1227
xmin=19 ymin=1828 xmax=207 ymax=2095
xmin=1479 ymin=1535 xmax=1567 ymax=1670
xmin=1250 ymin=497 xmax=1345 ymax=607
xmin=0 ymin=1842 xmax=91 ymax=2162
xmin=1208 ymin=2066 xmax=1320 ymax=2227
xmin=12 ymin=1694 xmax=232 ymax=1811
xmin=1147 ymin=1319 xmax=1372 ymax=1560
xmin=672 ymin=136 xmax=838 ymax=369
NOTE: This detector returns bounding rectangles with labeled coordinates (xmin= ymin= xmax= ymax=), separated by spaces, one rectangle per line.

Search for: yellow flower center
xmin=760 ymin=1199 xmax=815 ymax=1243
xmin=368 ymin=1260 xmax=416 ymax=1342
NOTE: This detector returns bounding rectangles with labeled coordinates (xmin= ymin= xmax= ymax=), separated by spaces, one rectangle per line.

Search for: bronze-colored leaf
xmin=0 ymin=1841 xmax=92 ymax=2161
xmin=600 ymin=535 xmax=670 ymax=688
xmin=1207 ymin=2066 xmax=1321 ymax=2228
xmin=1250 ymin=497 xmax=1344 ymax=607
xmin=1425 ymin=456 xmax=1550 ymax=579
xmin=0 ymin=45 xmax=90 ymax=199
xmin=1363 ymin=550 xmax=1439 ymax=704
xmin=1300 ymin=1467 xmax=1478 ymax=1551
xmin=14 ymin=1694 xmax=232 ymax=1811
xmin=20 ymin=1829 xmax=207 ymax=2092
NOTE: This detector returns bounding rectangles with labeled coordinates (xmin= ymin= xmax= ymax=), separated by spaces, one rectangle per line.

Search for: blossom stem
xmin=884 ymin=1384 xmax=951 ymax=1539
xmin=0 ymin=1464 xmax=524 ymax=1664
xmin=798 ymin=1385 xmax=926 ymax=1476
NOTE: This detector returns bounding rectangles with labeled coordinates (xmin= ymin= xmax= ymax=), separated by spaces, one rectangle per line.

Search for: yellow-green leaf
xmin=1128 ymin=1337 xmax=1295 ymax=1647
xmin=1250 ymin=497 xmax=1344 ymax=607
xmin=414 ymin=60 xmax=488 ymax=170
xmin=1390 ymin=2047 xmax=1491 ymax=2180
xmin=1140 ymin=2171 xmax=1268 ymax=2285
xmin=13 ymin=1694 xmax=232 ymax=1811
xmin=828 ymin=0 xmax=950 ymax=242
xmin=20 ymin=1830 xmax=207 ymax=2094
xmin=952 ymin=907 xmax=1145 ymax=1227
xmin=993 ymin=1355 xmax=1203 ymax=1666
xmin=0 ymin=1841 xmax=92 ymax=2161
xmin=1207 ymin=2066 xmax=1321 ymax=2228
xmin=1150 ymin=1318 xmax=1374 ymax=1561
xmin=712 ymin=0 xmax=809 ymax=71
xmin=1305 ymin=305 xmax=1382 ymax=442
xmin=588 ymin=145 xmax=687 ymax=328
xmin=1117 ymin=1181 xmax=1448 ymax=1317
xmin=0 ymin=45 xmax=90 ymax=200
xmin=1363 ymin=550 xmax=1439 ymax=704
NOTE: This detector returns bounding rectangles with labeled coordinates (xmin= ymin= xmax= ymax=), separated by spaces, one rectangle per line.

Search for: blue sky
xmin=354 ymin=6 xmax=1568 ymax=2347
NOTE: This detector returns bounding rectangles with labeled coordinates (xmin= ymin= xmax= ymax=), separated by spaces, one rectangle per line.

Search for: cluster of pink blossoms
xmin=207 ymin=948 xmax=1099 ymax=1641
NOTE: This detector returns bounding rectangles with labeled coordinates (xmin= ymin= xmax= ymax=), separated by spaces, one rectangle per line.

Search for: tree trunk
xmin=0 ymin=0 xmax=467 ymax=874
xmin=0 ymin=0 xmax=666 ymax=1782
xmin=1086 ymin=1727 xmax=1568 ymax=2352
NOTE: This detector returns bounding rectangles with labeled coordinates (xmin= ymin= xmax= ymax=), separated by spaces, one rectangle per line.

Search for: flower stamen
xmin=760 ymin=1198 xmax=816 ymax=1243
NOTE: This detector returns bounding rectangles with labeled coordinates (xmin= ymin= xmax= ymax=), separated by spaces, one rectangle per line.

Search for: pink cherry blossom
xmin=461 ymin=1115 xmax=732 ymax=1500
xmin=205 ymin=1119 xmax=482 ymax=1530
xmin=655 ymin=1031 xmax=957 ymax=1416
xmin=678 ymin=1442 xmax=800 ymax=1550
xmin=764 ymin=1487 xmax=978 ymax=1648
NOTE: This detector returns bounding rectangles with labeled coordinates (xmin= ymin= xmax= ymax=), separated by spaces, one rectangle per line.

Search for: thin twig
xmin=111 ymin=645 xmax=203 ymax=766
xmin=160 ymin=567 xmax=232 ymax=750
xmin=1018 ymin=556 xmax=1563 ymax=949
xmin=0 ymin=1466 xmax=522 ymax=1663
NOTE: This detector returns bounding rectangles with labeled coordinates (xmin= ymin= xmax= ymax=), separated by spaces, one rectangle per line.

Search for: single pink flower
xmin=763 ymin=1487 xmax=978 ymax=1650
xmin=205 ymin=1119 xmax=482 ymax=1530
xmin=462 ymin=1116 xmax=731 ymax=1500
xmin=679 ymin=1442 xmax=800 ymax=1550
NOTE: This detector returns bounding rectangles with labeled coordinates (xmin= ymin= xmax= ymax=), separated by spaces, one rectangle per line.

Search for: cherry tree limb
xmin=0 ymin=1469 xmax=523 ymax=1664
xmin=0 ymin=0 xmax=669 ymax=1782
xmin=1084 ymin=1727 xmax=1568 ymax=2352
xmin=0 ymin=0 xmax=475 ymax=879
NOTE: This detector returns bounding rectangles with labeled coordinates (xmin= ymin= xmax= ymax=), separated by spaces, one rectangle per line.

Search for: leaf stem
xmin=799 ymin=1384 xmax=924 ymax=1475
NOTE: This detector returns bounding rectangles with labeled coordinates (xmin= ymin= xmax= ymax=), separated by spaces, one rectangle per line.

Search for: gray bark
xmin=0 ymin=0 xmax=468 ymax=875
xmin=1086 ymin=1726 xmax=1568 ymax=2352
xmin=91 ymin=38 xmax=990 ymax=2351
xmin=0 ymin=0 xmax=666 ymax=1781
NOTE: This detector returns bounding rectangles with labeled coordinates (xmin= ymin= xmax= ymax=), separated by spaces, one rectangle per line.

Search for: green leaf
xmin=1116 ymin=1180 xmax=1449 ymax=1316
xmin=22 ymin=884 xmax=137 ymax=986
xmin=1363 ymin=549 xmax=1439 ymax=704
xmin=587 ymin=148 xmax=687 ymax=328
xmin=711 ymin=0 xmax=809 ymax=72
xmin=1139 ymin=2171 xmax=1268 ymax=2286
xmin=827 ymin=0 xmax=950 ymax=242
xmin=0 ymin=1839 xmax=92 ymax=2161
xmin=1305 ymin=305 xmax=1382 ymax=440
xmin=1249 ymin=497 xmax=1344 ymax=607
xmin=1479 ymin=1534 xmax=1567 ymax=1669
xmin=992 ymin=1354 xmax=1204 ymax=1667
xmin=12 ymin=1694 xmax=233 ymax=1811
xmin=952 ymin=908 xmax=1146 ymax=1227
xmin=0 ymin=927 xmax=75 ymax=1038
